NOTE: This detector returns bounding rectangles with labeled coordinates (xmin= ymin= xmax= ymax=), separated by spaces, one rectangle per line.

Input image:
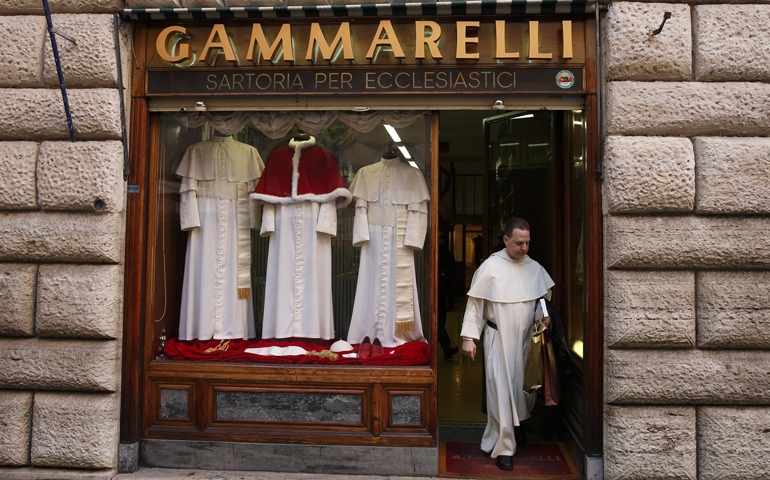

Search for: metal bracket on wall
xmin=50 ymin=27 xmax=77 ymax=45
xmin=651 ymin=12 xmax=672 ymax=35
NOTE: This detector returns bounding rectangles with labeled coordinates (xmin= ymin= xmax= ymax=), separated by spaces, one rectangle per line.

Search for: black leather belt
xmin=487 ymin=320 xmax=498 ymax=330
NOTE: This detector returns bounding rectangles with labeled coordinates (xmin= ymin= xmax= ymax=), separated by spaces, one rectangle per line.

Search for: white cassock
xmin=251 ymin=137 xmax=351 ymax=339
xmin=460 ymin=250 xmax=554 ymax=458
xmin=176 ymin=135 xmax=264 ymax=341
xmin=346 ymin=157 xmax=430 ymax=348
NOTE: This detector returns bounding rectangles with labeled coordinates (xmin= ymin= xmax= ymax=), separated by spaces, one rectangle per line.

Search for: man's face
xmin=503 ymin=228 xmax=530 ymax=260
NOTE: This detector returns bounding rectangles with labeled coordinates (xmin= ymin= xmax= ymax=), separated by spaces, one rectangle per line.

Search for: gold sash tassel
xmin=237 ymin=288 xmax=250 ymax=300
xmin=396 ymin=319 xmax=415 ymax=333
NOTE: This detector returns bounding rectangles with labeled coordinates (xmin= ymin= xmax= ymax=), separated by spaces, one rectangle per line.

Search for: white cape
xmin=466 ymin=251 xmax=554 ymax=303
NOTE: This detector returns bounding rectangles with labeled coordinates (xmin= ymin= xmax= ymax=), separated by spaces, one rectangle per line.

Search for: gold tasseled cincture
xmin=237 ymin=288 xmax=250 ymax=300
xmin=396 ymin=320 xmax=415 ymax=333
xmin=307 ymin=350 xmax=339 ymax=361
xmin=204 ymin=339 xmax=230 ymax=353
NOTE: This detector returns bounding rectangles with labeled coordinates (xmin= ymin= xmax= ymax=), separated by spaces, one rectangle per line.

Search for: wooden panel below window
xmin=145 ymin=361 xmax=436 ymax=447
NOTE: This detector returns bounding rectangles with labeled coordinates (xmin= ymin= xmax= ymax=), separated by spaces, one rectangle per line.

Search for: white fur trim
xmin=251 ymin=188 xmax=352 ymax=207
xmin=288 ymin=137 xmax=314 ymax=198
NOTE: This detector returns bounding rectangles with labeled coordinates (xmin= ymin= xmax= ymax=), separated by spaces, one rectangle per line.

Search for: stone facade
xmin=602 ymin=2 xmax=770 ymax=479
xmin=0 ymin=3 xmax=127 ymax=477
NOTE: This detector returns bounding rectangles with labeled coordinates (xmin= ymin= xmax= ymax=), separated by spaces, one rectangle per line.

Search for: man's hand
xmin=462 ymin=339 xmax=477 ymax=361
xmin=543 ymin=317 xmax=550 ymax=326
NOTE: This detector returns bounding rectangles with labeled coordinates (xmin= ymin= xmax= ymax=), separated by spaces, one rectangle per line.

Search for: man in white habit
xmin=460 ymin=217 xmax=555 ymax=471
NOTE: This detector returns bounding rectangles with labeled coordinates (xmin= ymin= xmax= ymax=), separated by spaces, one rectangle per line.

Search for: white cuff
xmin=179 ymin=190 xmax=200 ymax=231
xmin=249 ymin=198 xmax=262 ymax=230
xmin=352 ymin=199 xmax=370 ymax=246
xmin=316 ymin=201 xmax=337 ymax=237
xmin=403 ymin=202 xmax=428 ymax=249
xmin=260 ymin=203 xmax=275 ymax=237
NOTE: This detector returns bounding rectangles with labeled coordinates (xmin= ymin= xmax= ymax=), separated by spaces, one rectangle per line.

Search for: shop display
xmin=175 ymin=134 xmax=265 ymax=341
xmin=251 ymin=135 xmax=352 ymax=340
xmin=346 ymin=153 xmax=430 ymax=348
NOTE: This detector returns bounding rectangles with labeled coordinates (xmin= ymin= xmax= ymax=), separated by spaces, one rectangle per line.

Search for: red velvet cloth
xmin=158 ymin=337 xmax=430 ymax=366
xmin=253 ymin=145 xmax=348 ymax=203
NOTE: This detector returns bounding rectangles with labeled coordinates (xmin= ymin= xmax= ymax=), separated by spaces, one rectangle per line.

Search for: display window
xmin=151 ymin=111 xmax=433 ymax=366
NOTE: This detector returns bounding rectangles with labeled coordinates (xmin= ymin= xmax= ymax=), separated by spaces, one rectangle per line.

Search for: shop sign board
xmin=146 ymin=19 xmax=587 ymax=95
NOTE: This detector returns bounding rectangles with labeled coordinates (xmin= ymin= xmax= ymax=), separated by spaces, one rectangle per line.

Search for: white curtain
xmin=172 ymin=111 xmax=423 ymax=139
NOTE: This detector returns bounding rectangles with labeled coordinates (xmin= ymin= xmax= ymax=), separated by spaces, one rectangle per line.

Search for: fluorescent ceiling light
xmin=384 ymin=124 xmax=401 ymax=143
xmin=408 ymin=160 xmax=419 ymax=169
xmin=398 ymin=146 xmax=411 ymax=159
xmin=513 ymin=114 xmax=534 ymax=120
xmin=528 ymin=143 xmax=549 ymax=147
xmin=573 ymin=120 xmax=583 ymax=125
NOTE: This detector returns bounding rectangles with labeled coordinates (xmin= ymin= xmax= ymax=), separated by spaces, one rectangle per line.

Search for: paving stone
xmin=0 ymin=142 xmax=38 ymax=210
xmin=0 ymin=211 xmax=123 ymax=263
xmin=0 ymin=16 xmax=46 ymax=87
xmin=606 ymin=349 xmax=770 ymax=404
xmin=698 ymin=406 xmax=770 ymax=480
xmin=694 ymin=5 xmax=770 ymax=82
xmin=603 ymin=136 xmax=694 ymax=213
xmin=604 ymin=81 xmax=770 ymax=137
xmin=37 ymin=264 xmax=122 ymax=339
xmin=605 ymin=215 xmax=770 ymax=269
xmin=31 ymin=392 xmax=118 ymax=469
xmin=0 ymin=391 xmax=33 ymax=466
xmin=0 ymin=264 xmax=37 ymax=337
xmin=604 ymin=405 xmax=696 ymax=480
xmin=37 ymin=141 xmax=124 ymax=213
xmin=695 ymin=137 xmax=770 ymax=214
xmin=605 ymin=270 xmax=695 ymax=348
xmin=697 ymin=271 xmax=770 ymax=349
xmin=0 ymin=88 xmax=122 ymax=141
xmin=42 ymin=14 xmax=119 ymax=88
xmin=0 ymin=338 xmax=120 ymax=392
xmin=602 ymin=2 xmax=691 ymax=81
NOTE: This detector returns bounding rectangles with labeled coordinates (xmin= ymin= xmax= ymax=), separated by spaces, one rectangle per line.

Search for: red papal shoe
xmin=358 ymin=337 xmax=371 ymax=359
xmin=371 ymin=338 xmax=384 ymax=357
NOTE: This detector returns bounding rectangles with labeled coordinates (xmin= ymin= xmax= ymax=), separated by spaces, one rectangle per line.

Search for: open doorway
xmin=436 ymin=109 xmax=587 ymax=476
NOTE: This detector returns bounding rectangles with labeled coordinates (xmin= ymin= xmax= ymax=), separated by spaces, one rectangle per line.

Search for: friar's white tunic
xmin=346 ymin=157 xmax=430 ymax=348
xmin=176 ymin=135 xmax=264 ymax=341
xmin=460 ymin=250 xmax=554 ymax=458
xmin=251 ymin=137 xmax=351 ymax=340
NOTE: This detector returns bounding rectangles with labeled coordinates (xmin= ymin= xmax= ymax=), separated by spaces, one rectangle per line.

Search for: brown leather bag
xmin=542 ymin=329 xmax=562 ymax=406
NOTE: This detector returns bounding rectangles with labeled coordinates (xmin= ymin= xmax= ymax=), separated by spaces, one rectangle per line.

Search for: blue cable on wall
xmin=42 ymin=0 xmax=76 ymax=142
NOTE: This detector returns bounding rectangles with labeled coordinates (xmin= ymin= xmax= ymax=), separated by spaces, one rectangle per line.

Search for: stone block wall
xmin=0 ymin=2 xmax=128 ymax=478
xmin=602 ymin=3 xmax=770 ymax=479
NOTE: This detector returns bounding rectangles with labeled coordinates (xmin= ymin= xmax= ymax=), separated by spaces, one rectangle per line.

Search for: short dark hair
xmin=503 ymin=217 xmax=530 ymax=237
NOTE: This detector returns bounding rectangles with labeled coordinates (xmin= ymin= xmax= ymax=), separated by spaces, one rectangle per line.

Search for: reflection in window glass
xmin=152 ymin=112 xmax=432 ymax=362
xmin=565 ymin=110 xmax=585 ymax=358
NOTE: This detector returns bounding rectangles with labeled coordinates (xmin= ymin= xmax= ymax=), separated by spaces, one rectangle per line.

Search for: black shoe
xmin=443 ymin=346 xmax=459 ymax=359
xmin=514 ymin=426 xmax=528 ymax=446
xmin=496 ymin=455 xmax=513 ymax=471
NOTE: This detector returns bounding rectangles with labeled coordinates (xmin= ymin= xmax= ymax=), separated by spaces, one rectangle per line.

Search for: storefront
xmin=120 ymin=2 xmax=602 ymax=476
